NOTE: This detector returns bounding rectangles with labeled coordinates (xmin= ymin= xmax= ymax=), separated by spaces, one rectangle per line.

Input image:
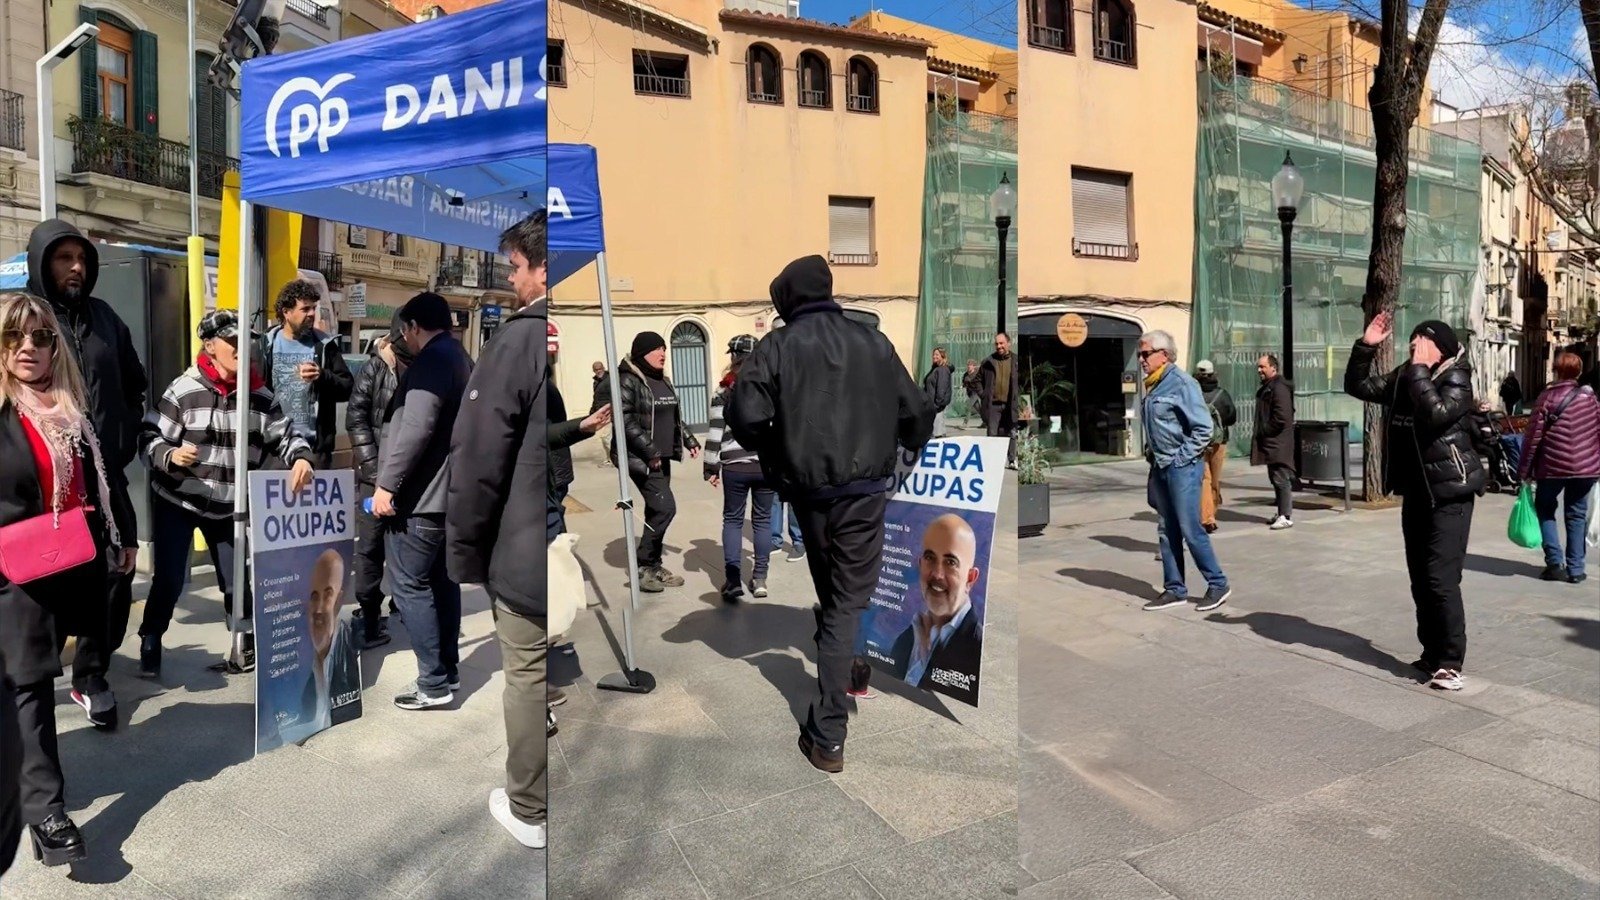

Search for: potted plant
xmin=1016 ymin=429 xmax=1053 ymax=538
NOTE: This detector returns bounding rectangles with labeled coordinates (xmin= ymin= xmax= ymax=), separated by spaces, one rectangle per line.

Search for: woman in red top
xmin=0 ymin=292 xmax=135 ymax=867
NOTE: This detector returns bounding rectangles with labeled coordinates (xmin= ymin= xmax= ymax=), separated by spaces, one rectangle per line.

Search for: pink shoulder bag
xmin=0 ymin=504 xmax=97 ymax=585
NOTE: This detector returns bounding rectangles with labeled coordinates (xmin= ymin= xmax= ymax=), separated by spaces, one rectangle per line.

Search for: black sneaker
xmin=1570 ymin=572 xmax=1588 ymax=584
xmin=362 ymin=618 xmax=392 ymax=650
xmin=549 ymin=686 xmax=568 ymax=707
xmin=1143 ymin=590 xmax=1186 ymax=611
xmin=750 ymin=577 xmax=768 ymax=598
xmin=138 ymin=634 xmax=161 ymax=678
xmin=1410 ymin=659 xmax=1438 ymax=677
xmin=787 ymin=546 xmax=806 ymax=563
xmin=722 ymin=566 xmax=744 ymax=602
xmin=69 ymin=689 xmax=117 ymax=730
xmin=1541 ymin=564 xmax=1566 ymax=581
xmin=547 ymin=708 xmax=558 ymax=737
xmin=1195 ymin=586 xmax=1232 ymax=612
xmin=394 ymin=687 xmax=453 ymax=710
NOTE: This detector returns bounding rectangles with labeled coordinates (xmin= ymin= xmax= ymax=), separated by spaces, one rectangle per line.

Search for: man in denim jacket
xmin=1139 ymin=330 xmax=1233 ymax=612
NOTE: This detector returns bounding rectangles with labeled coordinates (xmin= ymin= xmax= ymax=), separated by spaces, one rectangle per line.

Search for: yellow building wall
xmin=854 ymin=11 xmax=1019 ymax=117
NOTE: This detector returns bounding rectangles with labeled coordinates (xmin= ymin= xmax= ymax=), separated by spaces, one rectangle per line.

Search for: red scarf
xmin=197 ymin=352 xmax=265 ymax=396
xmin=719 ymin=371 xmax=736 ymax=390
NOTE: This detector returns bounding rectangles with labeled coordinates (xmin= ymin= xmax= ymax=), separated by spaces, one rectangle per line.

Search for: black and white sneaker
xmin=69 ymin=689 xmax=117 ymax=730
xmin=787 ymin=546 xmax=806 ymax=563
xmin=750 ymin=578 xmax=768 ymax=598
xmin=1195 ymin=586 xmax=1231 ymax=612
xmin=1429 ymin=668 xmax=1464 ymax=691
xmin=1143 ymin=591 xmax=1186 ymax=611
xmin=394 ymin=687 xmax=453 ymax=710
xmin=547 ymin=708 xmax=558 ymax=737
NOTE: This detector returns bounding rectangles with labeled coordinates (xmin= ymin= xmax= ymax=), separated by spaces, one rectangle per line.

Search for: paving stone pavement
xmin=3 ymin=566 xmax=546 ymax=898
xmin=550 ymin=435 xmax=1020 ymax=899
xmin=1018 ymin=457 xmax=1600 ymax=899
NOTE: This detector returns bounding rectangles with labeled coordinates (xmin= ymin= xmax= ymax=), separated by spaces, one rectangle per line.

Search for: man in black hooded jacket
xmin=345 ymin=310 xmax=413 ymax=648
xmin=26 ymin=218 xmax=148 ymax=731
xmin=728 ymin=254 xmax=933 ymax=773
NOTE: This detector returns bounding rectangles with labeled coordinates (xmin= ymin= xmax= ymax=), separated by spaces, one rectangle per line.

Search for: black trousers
xmin=15 ymin=676 xmax=65 ymax=825
xmin=353 ymin=482 xmax=387 ymax=626
xmin=1401 ymin=494 xmax=1473 ymax=670
xmin=1 ymin=666 xmax=22 ymax=872
xmin=987 ymin=402 xmax=1016 ymax=463
xmin=1267 ymin=464 xmax=1295 ymax=519
xmin=69 ymin=571 xmax=134 ymax=696
xmin=629 ymin=463 xmax=677 ymax=569
xmin=793 ymin=491 xmax=890 ymax=753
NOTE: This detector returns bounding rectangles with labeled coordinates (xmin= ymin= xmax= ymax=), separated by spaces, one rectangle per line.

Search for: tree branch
xmin=1401 ymin=0 xmax=1452 ymax=119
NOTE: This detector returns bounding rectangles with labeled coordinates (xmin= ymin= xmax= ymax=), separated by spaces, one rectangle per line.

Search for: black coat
xmin=0 ymin=645 xmax=20 ymax=877
xmin=923 ymin=363 xmax=952 ymax=412
xmin=613 ymin=358 xmax=698 ymax=479
xmin=548 ymin=378 xmax=576 ymax=491
xmin=26 ymin=219 xmax=149 ymax=473
xmin=446 ymin=303 xmax=545 ymax=618
xmin=1345 ymin=342 xmax=1487 ymax=503
xmin=978 ymin=352 xmax=1021 ymax=421
xmin=1251 ymin=375 xmax=1295 ymax=468
xmin=0 ymin=406 xmax=134 ymax=686
xmin=345 ymin=349 xmax=400 ymax=486
xmin=890 ymin=613 xmax=983 ymax=706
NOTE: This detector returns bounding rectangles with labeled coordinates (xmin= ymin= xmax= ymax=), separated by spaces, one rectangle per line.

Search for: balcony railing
xmin=750 ymin=89 xmax=781 ymax=104
xmin=0 ymin=90 xmax=23 ymax=152
xmin=1095 ymin=37 xmax=1132 ymax=64
xmin=437 ymin=257 xmax=514 ymax=291
xmin=1030 ymin=24 xmax=1068 ymax=51
xmin=1073 ymin=239 xmax=1138 ymax=261
xmin=635 ymin=73 xmax=689 ymax=97
xmin=286 ymin=0 xmax=329 ymax=25
xmin=800 ymin=89 xmax=829 ymax=109
xmin=828 ymin=251 xmax=877 ymax=267
xmin=69 ymin=117 xmax=237 ymax=199
xmin=299 ymin=250 xmax=343 ymax=289
xmin=847 ymin=93 xmax=877 ymax=113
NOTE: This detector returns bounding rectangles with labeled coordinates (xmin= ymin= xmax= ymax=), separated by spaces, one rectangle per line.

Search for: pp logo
xmin=265 ymin=74 xmax=356 ymax=158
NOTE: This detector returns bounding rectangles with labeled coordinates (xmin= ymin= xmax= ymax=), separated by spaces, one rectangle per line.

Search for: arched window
xmin=846 ymin=56 xmax=878 ymax=113
xmin=1028 ymin=0 xmax=1073 ymax=53
xmin=798 ymin=50 xmax=831 ymax=109
xmin=747 ymin=43 xmax=782 ymax=104
xmin=1094 ymin=0 xmax=1136 ymax=66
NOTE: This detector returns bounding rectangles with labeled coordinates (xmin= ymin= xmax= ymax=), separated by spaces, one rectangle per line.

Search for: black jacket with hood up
xmin=446 ymin=300 xmax=546 ymax=618
xmin=1345 ymin=341 xmax=1487 ymax=503
xmin=26 ymin=219 xmax=149 ymax=473
xmin=728 ymin=255 xmax=933 ymax=500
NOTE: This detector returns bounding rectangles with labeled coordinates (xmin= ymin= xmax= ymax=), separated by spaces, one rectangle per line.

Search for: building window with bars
xmin=828 ymin=197 xmax=876 ymax=266
xmin=747 ymin=43 xmax=782 ymax=104
xmin=1094 ymin=0 xmax=1137 ymax=66
xmin=634 ymin=50 xmax=690 ymax=98
xmin=1071 ymin=168 xmax=1137 ymax=260
xmin=1028 ymin=0 xmax=1073 ymax=53
xmin=798 ymin=51 xmax=831 ymax=109
xmin=847 ymin=56 xmax=878 ymax=113
xmin=548 ymin=40 xmax=566 ymax=87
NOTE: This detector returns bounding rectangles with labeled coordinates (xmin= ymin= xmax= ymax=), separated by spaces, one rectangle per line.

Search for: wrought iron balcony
xmin=1030 ymin=24 xmax=1068 ymax=51
xmin=69 ymin=117 xmax=237 ymax=199
xmin=286 ymin=0 xmax=329 ymax=25
xmin=635 ymin=73 xmax=690 ymax=97
xmin=299 ymin=249 xmax=343 ymax=289
xmin=1073 ymin=239 xmax=1139 ymax=261
xmin=0 ymin=90 xmax=23 ymax=152
xmin=438 ymin=257 xmax=514 ymax=291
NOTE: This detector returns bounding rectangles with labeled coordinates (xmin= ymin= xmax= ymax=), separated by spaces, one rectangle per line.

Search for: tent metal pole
xmin=593 ymin=250 xmax=655 ymax=694
xmin=232 ymin=198 xmax=255 ymax=665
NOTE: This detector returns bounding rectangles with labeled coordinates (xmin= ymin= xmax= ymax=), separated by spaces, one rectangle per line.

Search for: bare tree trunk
xmin=1358 ymin=0 xmax=1450 ymax=501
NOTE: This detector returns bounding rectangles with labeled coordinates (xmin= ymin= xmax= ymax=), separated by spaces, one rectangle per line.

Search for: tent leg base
xmin=596 ymin=669 xmax=656 ymax=695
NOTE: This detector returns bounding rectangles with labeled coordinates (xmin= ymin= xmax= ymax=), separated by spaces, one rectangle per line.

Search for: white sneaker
xmin=1269 ymin=516 xmax=1294 ymax=530
xmin=1429 ymin=669 xmax=1463 ymax=692
xmin=490 ymin=788 xmax=547 ymax=849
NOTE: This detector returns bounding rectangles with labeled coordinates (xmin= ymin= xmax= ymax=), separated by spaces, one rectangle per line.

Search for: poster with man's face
xmin=856 ymin=437 xmax=1008 ymax=707
xmin=250 ymin=471 xmax=363 ymax=754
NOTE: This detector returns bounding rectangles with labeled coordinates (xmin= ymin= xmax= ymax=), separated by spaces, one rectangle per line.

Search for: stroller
xmin=1475 ymin=409 xmax=1520 ymax=493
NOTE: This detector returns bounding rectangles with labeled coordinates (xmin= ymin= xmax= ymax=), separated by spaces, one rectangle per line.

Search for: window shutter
xmin=1071 ymin=171 xmax=1131 ymax=245
xmin=195 ymin=54 xmax=214 ymax=153
xmin=78 ymin=7 xmax=99 ymax=122
xmin=829 ymin=198 xmax=872 ymax=257
xmin=134 ymin=31 xmax=158 ymax=136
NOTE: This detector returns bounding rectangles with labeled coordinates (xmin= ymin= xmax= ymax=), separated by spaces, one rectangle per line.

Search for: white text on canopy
xmin=384 ymin=58 xmax=527 ymax=132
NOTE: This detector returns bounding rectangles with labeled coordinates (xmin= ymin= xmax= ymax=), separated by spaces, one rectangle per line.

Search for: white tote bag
xmin=547 ymin=533 xmax=583 ymax=638
xmin=1587 ymin=484 xmax=1600 ymax=550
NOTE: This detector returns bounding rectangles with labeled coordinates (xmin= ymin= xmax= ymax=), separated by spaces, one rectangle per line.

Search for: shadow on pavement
xmin=1088 ymin=534 xmax=1158 ymax=555
xmin=1057 ymin=567 xmax=1153 ymax=601
xmin=1206 ymin=610 xmax=1419 ymax=680
xmin=1547 ymin=615 xmax=1600 ymax=652
xmin=1464 ymin=553 xmax=1545 ymax=579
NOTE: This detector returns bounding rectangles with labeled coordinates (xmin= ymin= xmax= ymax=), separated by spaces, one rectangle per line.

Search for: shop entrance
xmin=1019 ymin=311 xmax=1142 ymax=462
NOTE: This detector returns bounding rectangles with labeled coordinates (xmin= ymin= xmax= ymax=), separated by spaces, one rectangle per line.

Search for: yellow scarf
xmin=1143 ymin=363 xmax=1168 ymax=391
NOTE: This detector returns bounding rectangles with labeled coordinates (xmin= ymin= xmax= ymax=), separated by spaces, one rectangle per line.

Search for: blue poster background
xmin=255 ymin=541 xmax=362 ymax=753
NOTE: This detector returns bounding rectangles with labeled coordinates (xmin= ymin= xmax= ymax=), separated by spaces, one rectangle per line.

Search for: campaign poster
xmin=855 ymin=437 xmax=1007 ymax=707
xmin=250 ymin=470 xmax=363 ymax=754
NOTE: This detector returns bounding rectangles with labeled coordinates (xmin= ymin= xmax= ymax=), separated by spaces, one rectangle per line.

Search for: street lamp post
xmin=990 ymin=172 xmax=1016 ymax=335
xmin=36 ymin=23 xmax=100 ymax=221
xmin=1271 ymin=151 xmax=1304 ymax=384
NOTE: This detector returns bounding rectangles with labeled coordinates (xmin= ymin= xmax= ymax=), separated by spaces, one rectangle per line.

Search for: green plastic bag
xmin=1508 ymin=484 xmax=1542 ymax=549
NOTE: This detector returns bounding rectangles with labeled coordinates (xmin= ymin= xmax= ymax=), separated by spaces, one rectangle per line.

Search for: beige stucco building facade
xmin=547 ymin=0 xmax=930 ymax=430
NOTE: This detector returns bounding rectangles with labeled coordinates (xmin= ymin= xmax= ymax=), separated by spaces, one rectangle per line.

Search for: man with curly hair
xmin=257 ymin=278 xmax=353 ymax=467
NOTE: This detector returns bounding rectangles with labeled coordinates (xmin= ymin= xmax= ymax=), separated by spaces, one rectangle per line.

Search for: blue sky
xmin=1413 ymin=2 xmax=1589 ymax=112
xmin=798 ymin=0 xmax=1016 ymax=50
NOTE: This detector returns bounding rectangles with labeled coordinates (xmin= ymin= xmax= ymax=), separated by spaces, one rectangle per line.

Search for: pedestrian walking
xmin=980 ymin=333 xmax=1020 ymax=467
xmin=771 ymin=500 xmax=806 ymax=561
xmin=613 ymin=331 xmax=701 ymax=593
xmin=372 ymin=293 xmax=472 ymax=711
xmin=1516 ymin=351 xmax=1599 ymax=584
xmin=592 ymin=360 xmax=614 ymax=467
xmin=1251 ymin=353 xmax=1296 ymax=530
xmin=1499 ymin=372 xmax=1523 ymax=415
xmin=345 ymin=310 xmax=412 ymax=649
xmin=256 ymin=279 xmax=353 ymax=467
xmin=962 ymin=359 xmax=981 ymax=429
xmin=25 ymin=219 xmax=147 ymax=732
xmin=1345 ymin=312 xmax=1485 ymax=692
xmin=923 ymin=346 xmax=954 ymax=438
xmin=1193 ymin=360 xmax=1236 ymax=534
xmin=705 ymin=334 xmax=776 ymax=603
xmin=0 ymin=293 xmax=136 ymax=866
xmin=138 ymin=309 xmax=314 ymax=676
xmin=728 ymin=254 xmax=933 ymax=773
xmin=448 ymin=211 xmax=551 ymax=850
xmin=1139 ymin=331 xmax=1231 ymax=613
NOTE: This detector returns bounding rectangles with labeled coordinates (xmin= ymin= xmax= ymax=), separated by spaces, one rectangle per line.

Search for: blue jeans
xmin=1148 ymin=460 xmax=1229 ymax=596
xmin=772 ymin=500 xmax=804 ymax=549
xmin=385 ymin=516 xmax=461 ymax=695
xmin=722 ymin=470 xmax=776 ymax=577
xmin=1534 ymin=478 xmax=1596 ymax=577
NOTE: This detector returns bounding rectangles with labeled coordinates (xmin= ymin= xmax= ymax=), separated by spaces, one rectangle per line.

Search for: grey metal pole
xmin=188 ymin=0 xmax=199 ymax=232
xmin=35 ymin=58 xmax=54 ymax=220
xmin=232 ymin=199 xmax=255 ymax=665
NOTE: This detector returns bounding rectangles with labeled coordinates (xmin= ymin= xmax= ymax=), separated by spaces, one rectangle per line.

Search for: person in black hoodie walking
xmin=729 ymin=255 xmax=933 ymax=773
xmin=26 ymin=218 xmax=148 ymax=731
xmin=448 ymin=211 xmax=549 ymax=850
xmin=1346 ymin=312 xmax=1485 ymax=692
xmin=344 ymin=311 xmax=413 ymax=649
xmin=614 ymin=331 xmax=701 ymax=592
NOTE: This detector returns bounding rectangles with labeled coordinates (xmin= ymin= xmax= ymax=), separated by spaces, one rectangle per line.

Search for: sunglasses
xmin=1137 ymin=349 xmax=1165 ymax=360
xmin=2 ymin=328 xmax=57 ymax=351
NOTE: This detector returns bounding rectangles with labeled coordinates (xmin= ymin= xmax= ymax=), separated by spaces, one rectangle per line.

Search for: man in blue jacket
xmin=1139 ymin=330 xmax=1232 ymax=613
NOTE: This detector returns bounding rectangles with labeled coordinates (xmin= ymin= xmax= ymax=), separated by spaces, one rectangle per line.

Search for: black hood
xmin=769 ymin=255 xmax=834 ymax=319
xmin=27 ymin=219 xmax=99 ymax=304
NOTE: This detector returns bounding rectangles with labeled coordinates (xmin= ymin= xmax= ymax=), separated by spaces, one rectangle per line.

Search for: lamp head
xmin=989 ymin=172 xmax=1016 ymax=222
xmin=1271 ymin=151 xmax=1304 ymax=213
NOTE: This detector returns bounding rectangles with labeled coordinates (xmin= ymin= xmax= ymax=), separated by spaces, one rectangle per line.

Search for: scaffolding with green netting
xmin=1192 ymin=69 xmax=1482 ymax=455
xmin=913 ymin=105 xmax=1019 ymax=421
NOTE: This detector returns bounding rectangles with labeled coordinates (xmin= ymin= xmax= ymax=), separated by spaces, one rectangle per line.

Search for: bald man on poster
xmin=280 ymin=549 xmax=360 ymax=746
xmin=891 ymin=513 xmax=984 ymax=705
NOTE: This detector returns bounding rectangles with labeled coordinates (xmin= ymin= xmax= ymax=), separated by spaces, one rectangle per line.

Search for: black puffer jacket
xmin=346 ymin=352 xmax=400 ymax=486
xmin=1345 ymin=341 xmax=1486 ymax=503
xmin=728 ymin=255 xmax=933 ymax=500
xmin=608 ymin=358 xmax=698 ymax=478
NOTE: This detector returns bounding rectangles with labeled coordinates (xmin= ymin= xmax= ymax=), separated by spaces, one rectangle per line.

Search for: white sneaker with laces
xmin=1429 ymin=668 xmax=1463 ymax=691
xmin=1269 ymin=516 xmax=1294 ymax=530
xmin=490 ymin=788 xmax=547 ymax=849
